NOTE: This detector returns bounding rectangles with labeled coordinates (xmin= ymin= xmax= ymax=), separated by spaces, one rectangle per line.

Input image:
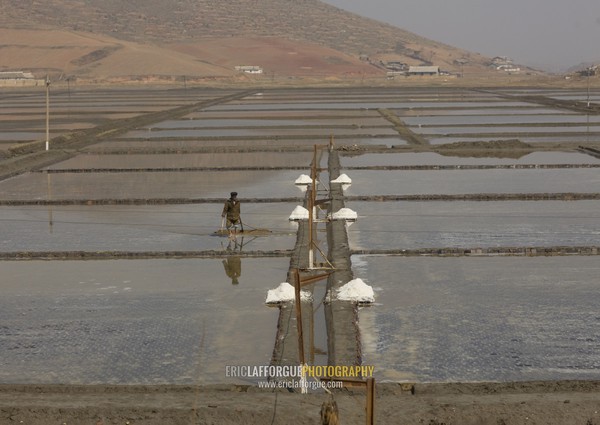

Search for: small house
xmin=407 ymin=66 xmax=439 ymax=76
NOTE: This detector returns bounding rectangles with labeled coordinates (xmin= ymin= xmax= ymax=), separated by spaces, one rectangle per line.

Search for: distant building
xmin=496 ymin=64 xmax=521 ymax=73
xmin=384 ymin=61 xmax=408 ymax=72
xmin=578 ymin=66 xmax=597 ymax=77
xmin=0 ymin=71 xmax=41 ymax=87
xmin=386 ymin=71 xmax=405 ymax=79
xmin=407 ymin=66 xmax=439 ymax=76
xmin=235 ymin=65 xmax=263 ymax=74
xmin=0 ymin=71 xmax=35 ymax=80
xmin=489 ymin=56 xmax=520 ymax=72
xmin=491 ymin=56 xmax=513 ymax=66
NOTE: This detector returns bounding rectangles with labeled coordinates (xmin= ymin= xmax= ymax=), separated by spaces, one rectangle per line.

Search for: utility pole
xmin=45 ymin=76 xmax=50 ymax=151
xmin=587 ymin=67 xmax=591 ymax=108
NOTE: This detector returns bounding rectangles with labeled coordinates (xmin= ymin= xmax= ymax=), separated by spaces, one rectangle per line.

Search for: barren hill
xmin=0 ymin=0 xmax=496 ymax=81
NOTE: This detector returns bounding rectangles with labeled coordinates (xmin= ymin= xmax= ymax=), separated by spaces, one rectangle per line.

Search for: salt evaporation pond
xmin=0 ymin=258 xmax=290 ymax=385
xmin=353 ymin=255 xmax=600 ymax=382
xmin=206 ymin=100 xmax=533 ymax=112
xmin=0 ymin=170 xmax=304 ymax=200
xmin=346 ymin=200 xmax=600 ymax=250
xmin=150 ymin=116 xmax=390 ymax=128
xmin=91 ymin=136 xmax=404 ymax=149
xmin=120 ymin=126 xmax=398 ymax=139
xmin=185 ymin=109 xmax=383 ymax=119
xmin=3 ymin=86 xmax=600 ymax=389
xmin=429 ymin=135 xmax=600 ymax=145
xmin=45 ymin=152 xmax=315 ymax=170
xmin=416 ymin=125 xmax=598 ymax=135
xmin=0 ymin=132 xmax=47 ymax=141
xmin=401 ymin=114 xmax=600 ymax=126
xmin=0 ymin=203 xmax=298 ymax=252
xmin=341 ymin=151 xmax=600 ymax=167
xmin=397 ymin=108 xmax=574 ymax=116
xmin=342 ymin=169 xmax=600 ymax=196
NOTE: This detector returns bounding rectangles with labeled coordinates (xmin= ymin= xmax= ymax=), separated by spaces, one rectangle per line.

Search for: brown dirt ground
xmin=168 ymin=37 xmax=382 ymax=79
xmin=1 ymin=381 xmax=599 ymax=425
xmin=0 ymin=28 xmax=234 ymax=79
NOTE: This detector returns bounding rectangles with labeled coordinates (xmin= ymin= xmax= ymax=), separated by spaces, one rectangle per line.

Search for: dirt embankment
xmin=1 ymin=381 xmax=600 ymax=425
xmin=435 ymin=139 xmax=534 ymax=159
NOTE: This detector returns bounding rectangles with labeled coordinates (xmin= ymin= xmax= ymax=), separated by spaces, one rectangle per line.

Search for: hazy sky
xmin=322 ymin=0 xmax=600 ymax=72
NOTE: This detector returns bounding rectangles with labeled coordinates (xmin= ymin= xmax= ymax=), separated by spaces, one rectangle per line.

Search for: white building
xmin=234 ymin=65 xmax=263 ymax=74
xmin=407 ymin=66 xmax=439 ymax=76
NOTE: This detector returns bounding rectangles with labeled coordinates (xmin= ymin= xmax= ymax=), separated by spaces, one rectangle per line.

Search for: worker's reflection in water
xmin=222 ymin=256 xmax=241 ymax=285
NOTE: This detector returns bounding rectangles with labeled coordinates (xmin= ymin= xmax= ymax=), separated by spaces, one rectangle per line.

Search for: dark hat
xmin=230 ymin=192 xmax=238 ymax=197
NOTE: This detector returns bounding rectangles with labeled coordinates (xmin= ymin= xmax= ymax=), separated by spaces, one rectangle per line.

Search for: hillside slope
xmin=0 ymin=28 xmax=235 ymax=79
xmin=0 ymin=0 xmax=495 ymax=80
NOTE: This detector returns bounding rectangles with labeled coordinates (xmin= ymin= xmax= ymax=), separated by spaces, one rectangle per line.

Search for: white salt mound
xmin=295 ymin=174 xmax=312 ymax=184
xmin=336 ymin=278 xmax=374 ymax=303
xmin=265 ymin=282 xmax=312 ymax=304
xmin=330 ymin=208 xmax=358 ymax=220
xmin=330 ymin=173 xmax=352 ymax=184
xmin=289 ymin=205 xmax=309 ymax=220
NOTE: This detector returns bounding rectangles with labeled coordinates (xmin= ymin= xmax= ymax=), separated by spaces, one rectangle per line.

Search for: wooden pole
xmin=308 ymin=144 xmax=318 ymax=269
xmin=366 ymin=378 xmax=375 ymax=425
xmin=294 ymin=268 xmax=305 ymax=366
xmin=319 ymin=377 xmax=376 ymax=424
xmin=46 ymin=172 xmax=53 ymax=233
xmin=45 ymin=76 xmax=50 ymax=151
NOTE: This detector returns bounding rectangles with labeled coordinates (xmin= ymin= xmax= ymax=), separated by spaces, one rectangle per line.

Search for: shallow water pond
xmin=353 ymin=255 xmax=600 ymax=382
xmin=340 ymin=151 xmax=600 ymax=167
xmin=0 ymin=170 xmax=305 ymax=200
xmin=342 ymin=168 xmax=600 ymax=196
xmin=346 ymin=200 xmax=600 ymax=250
xmin=0 ymin=203 xmax=298 ymax=252
xmin=0 ymin=258 xmax=288 ymax=385
xmin=45 ymin=152 xmax=315 ymax=170
xmin=429 ymin=135 xmax=600 ymax=145
xmin=121 ymin=126 xmax=398 ymax=139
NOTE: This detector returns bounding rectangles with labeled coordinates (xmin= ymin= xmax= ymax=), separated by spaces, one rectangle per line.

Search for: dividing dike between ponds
xmin=270 ymin=149 xmax=363 ymax=380
xmin=5 ymin=192 xmax=600 ymax=206
xmin=325 ymin=150 xmax=363 ymax=367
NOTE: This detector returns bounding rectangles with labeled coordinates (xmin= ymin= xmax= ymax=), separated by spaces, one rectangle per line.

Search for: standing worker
xmin=222 ymin=191 xmax=242 ymax=238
